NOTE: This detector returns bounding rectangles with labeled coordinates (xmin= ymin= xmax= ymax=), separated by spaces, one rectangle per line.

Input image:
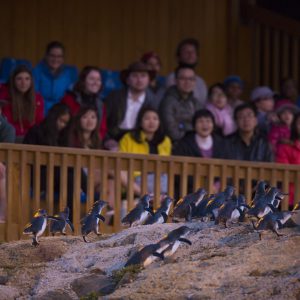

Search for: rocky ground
xmin=0 ymin=221 xmax=299 ymax=300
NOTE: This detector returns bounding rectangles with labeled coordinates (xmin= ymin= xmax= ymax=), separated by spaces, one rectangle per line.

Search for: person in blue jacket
xmin=33 ymin=41 xmax=78 ymax=114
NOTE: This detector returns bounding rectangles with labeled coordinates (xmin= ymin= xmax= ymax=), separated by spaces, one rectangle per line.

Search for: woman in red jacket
xmin=276 ymin=112 xmax=300 ymax=206
xmin=61 ymin=66 xmax=107 ymax=139
xmin=0 ymin=65 xmax=44 ymax=141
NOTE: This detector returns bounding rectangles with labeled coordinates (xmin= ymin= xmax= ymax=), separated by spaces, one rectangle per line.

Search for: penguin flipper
xmin=178 ymin=238 xmax=192 ymax=246
xmin=153 ymin=252 xmax=164 ymax=260
xmin=48 ymin=216 xmax=61 ymax=222
xmin=96 ymin=214 xmax=105 ymax=222
xmin=145 ymin=208 xmax=154 ymax=216
xmin=66 ymin=219 xmax=75 ymax=232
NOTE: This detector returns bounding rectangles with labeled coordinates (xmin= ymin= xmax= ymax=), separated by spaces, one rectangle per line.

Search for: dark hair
xmin=9 ymin=65 xmax=36 ymax=123
xmin=290 ymin=112 xmax=300 ymax=141
xmin=45 ymin=41 xmax=65 ymax=55
xmin=208 ymin=83 xmax=226 ymax=98
xmin=69 ymin=106 xmax=101 ymax=149
xmin=73 ymin=66 xmax=102 ymax=94
xmin=234 ymin=103 xmax=258 ymax=120
xmin=130 ymin=106 xmax=166 ymax=146
xmin=192 ymin=109 xmax=216 ymax=128
xmin=175 ymin=65 xmax=195 ymax=79
xmin=176 ymin=38 xmax=199 ymax=58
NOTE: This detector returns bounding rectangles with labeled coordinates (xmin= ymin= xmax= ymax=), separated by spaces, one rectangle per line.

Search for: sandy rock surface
xmin=0 ymin=221 xmax=299 ymax=299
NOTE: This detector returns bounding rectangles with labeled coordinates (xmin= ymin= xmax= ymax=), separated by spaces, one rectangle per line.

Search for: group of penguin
xmin=23 ymin=180 xmax=300 ymax=267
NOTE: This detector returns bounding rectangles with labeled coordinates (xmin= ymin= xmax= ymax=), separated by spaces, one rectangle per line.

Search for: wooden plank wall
xmin=0 ymin=0 xmax=230 ymax=86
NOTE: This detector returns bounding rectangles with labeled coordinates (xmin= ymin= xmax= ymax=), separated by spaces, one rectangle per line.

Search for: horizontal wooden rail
xmin=0 ymin=143 xmax=299 ymax=242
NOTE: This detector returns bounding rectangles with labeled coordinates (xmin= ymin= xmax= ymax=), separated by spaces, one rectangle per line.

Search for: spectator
xmin=141 ymin=51 xmax=166 ymax=108
xmin=250 ymin=86 xmax=277 ymax=134
xmin=268 ymin=100 xmax=298 ymax=155
xmin=279 ymin=78 xmax=300 ymax=107
xmin=0 ymin=65 xmax=44 ymax=142
xmin=224 ymin=103 xmax=273 ymax=162
xmin=173 ymin=109 xmax=224 ymax=158
xmin=206 ymin=83 xmax=236 ymax=136
xmin=33 ymin=41 xmax=78 ymax=113
xmin=165 ymin=38 xmax=207 ymax=106
xmin=104 ymin=61 xmax=156 ymax=146
xmin=119 ymin=106 xmax=171 ymax=195
xmin=159 ymin=65 xmax=201 ymax=142
xmin=223 ymin=75 xmax=244 ymax=108
xmin=61 ymin=66 xmax=106 ymax=138
xmin=0 ymin=100 xmax=16 ymax=142
xmin=23 ymin=102 xmax=71 ymax=146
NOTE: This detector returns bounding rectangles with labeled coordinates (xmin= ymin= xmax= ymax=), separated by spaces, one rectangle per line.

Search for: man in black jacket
xmin=224 ymin=103 xmax=273 ymax=162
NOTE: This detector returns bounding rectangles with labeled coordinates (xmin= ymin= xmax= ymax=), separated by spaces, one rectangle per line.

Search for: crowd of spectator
xmin=1 ymin=38 xmax=300 ymax=220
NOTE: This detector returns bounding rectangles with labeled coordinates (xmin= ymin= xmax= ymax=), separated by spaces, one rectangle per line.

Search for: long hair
xmin=69 ymin=106 xmax=101 ymax=149
xmin=73 ymin=66 xmax=102 ymax=94
xmin=9 ymin=65 xmax=36 ymax=123
xmin=290 ymin=112 xmax=300 ymax=141
xmin=130 ymin=106 xmax=166 ymax=146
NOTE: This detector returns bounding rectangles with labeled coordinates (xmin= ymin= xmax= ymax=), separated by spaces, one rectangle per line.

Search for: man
xmin=159 ymin=65 xmax=201 ymax=142
xmin=104 ymin=61 xmax=156 ymax=146
xmin=224 ymin=103 xmax=273 ymax=162
xmin=166 ymin=38 xmax=207 ymax=106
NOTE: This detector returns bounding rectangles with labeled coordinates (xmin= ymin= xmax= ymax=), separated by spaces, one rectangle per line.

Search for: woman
xmin=0 ymin=65 xmax=44 ymax=141
xmin=61 ymin=66 xmax=106 ymax=138
xmin=119 ymin=106 xmax=171 ymax=195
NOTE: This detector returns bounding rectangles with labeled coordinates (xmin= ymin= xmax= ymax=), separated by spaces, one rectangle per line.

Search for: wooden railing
xmin=0 ymin=143 xmax=299 ymax=242
xmin=242 ymin=3 xmax=300 ymax=91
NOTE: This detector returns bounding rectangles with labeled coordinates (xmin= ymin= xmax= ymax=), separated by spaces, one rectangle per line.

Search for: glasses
xmin=237 ymin=113 xmax=256 ymax=120
xmin=177 ymin=76 xmax=196 ymax=82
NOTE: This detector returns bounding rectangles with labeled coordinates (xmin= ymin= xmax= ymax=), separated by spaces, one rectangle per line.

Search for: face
xmin=56 ymin=113 xmax=70 ymax=131
xmin=226 ymin=82 xmax=243 ymax=99
xmin=46 ymin=47 xmax=64 ymax=71
xmin=236 ymin=108 xmax=258 ymax=133
xmin=146 ymin=57 xmax=161 ymax=73
xmin=85 ymin=70 xmax=102 ymax=94
xmin=279 ymin=109 xmax=294 ymax=127
xmin=14 ymin=72 xmax=32 ymax=94
xmin=195 ymin=117 xmax=214 ymax=138
xmin=179 ymin=44 xmax=198 ymax=65
xmin=210 ymin=86 xmax=227 ymax=109
xmin=80 ymin=110 xmax=98 ymax=132
xmin=176 ymin=68 xmax=196 ymax=94
xmin=141 ymin=111 xmax=160 ymax=134
xmin=282 ymin=79 xmax=297 ymax=98
xmin=127 ymin=72 xmax=150 ymax=92
xmin=255 ymin=97 xmax=274 ymax=112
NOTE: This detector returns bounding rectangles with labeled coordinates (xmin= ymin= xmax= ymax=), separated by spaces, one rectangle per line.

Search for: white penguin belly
xmin=37 ymin=219 xmax=47 ymax=237
xmin=212 ymin=208 xmax=219 ymax=218
xmin=258 ymin=206 xmax=271 ymax=218
xmin=139 ymin=211 xmax=150 ymax=224
xmin=156 ymin=216 xmax=164 ymax=224
xmin=231 ymin=209 xmax=240 ymax=220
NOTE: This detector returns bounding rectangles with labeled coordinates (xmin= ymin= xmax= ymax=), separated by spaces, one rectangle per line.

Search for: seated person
xmin=224 ymin=103 xmax=273 ymax=162
xmin=61 ymin=66 xmax=106 ymax=138
xmin=223 ymin=75 xmax=244 ymax=108
xmin=206 ymin=83 xmax=236 ymax=136
xmin=173 ymin=109 xmax=224 ymax=158
xmin=159 ymin=65 xmax=201 ymax=142
xmin=279 ymin=77 xmax=300 ymax=107
xmin=33 ymin=41 xmax=78 ymax=113
xmin=165 ymin=38 xmax=207 ymax=106
xmin=0 ymin=65 xmax=44 ymax=142
xmin=119 ymin=106 xmax=171 ymax=196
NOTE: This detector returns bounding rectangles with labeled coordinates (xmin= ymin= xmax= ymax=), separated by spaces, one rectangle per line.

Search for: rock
xmin=32 ymin=290 xmax=72 ymax=300
xmin=71 ymin=274 xmax=116 ymax=297
xmin=0 ymin=275 xmax=8 ymax=285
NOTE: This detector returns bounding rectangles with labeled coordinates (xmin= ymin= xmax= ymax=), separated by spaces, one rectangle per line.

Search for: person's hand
xmin=104 ymin=139 xmax=119 ymax=151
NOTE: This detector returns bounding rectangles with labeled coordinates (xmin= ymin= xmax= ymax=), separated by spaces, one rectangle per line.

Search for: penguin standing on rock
xmin=122 ymin=194 xmax=154 ymax=227
xmin=145 ymin=196 xmax=173 ymax=225
xmin=50 ymin=207 xmax=74 ymax=236
xmin=23 ymin=209 xmax=60 ymax=246
xmin=81 ymin=200 xmax=107 ymax=243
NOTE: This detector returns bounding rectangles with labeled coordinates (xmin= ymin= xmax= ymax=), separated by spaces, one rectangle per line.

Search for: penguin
xmin=50 ymin=207 xmax=74 ymax=236
xmin=122 ymin=194 xmax=154 ymax=227
xmin=172 ymin=188 xmax=207 ymax=222
xmin=23 ymin=209 xmax=60 ymax=246
xmin=191 ymin=194 xmax=215 ymax=219
xmin=205 ymin=186 xmax=235 ymax=220
xmin=252 ymin=210 xmax=296 ymax=240
xmin=81 ymin=200 xmax=107 ymax=243
xmin=144 ymin=196 xmax=173 ymax=225
xmin=155 ymin=226 xmax=192 ymax=258
xmin=282 ymin=202 xmax=300 ymax=227
xmin=252 ymin=180 xmax=268 ymax=205
xmin=124 ymin=243 xmax=164 ymax=267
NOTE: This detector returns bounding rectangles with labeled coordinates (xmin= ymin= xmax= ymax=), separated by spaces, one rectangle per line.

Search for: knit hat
xmin=250 ymin=86 xmax=274 ymax=102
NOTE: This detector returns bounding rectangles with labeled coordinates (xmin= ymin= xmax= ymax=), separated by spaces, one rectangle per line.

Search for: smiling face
xmin=141 ymin=111 xmax=160 ymax=134
xmin=210 ymin=86 xmax=228 ymax=109
xmin=84 ymin=70 xmax=102 ymax=94
xmin=236 ymin=107 xmax=258 ymax=133
xmin=80 ymin=109 xmax=98 ymax=132
xmin=145 ymin=56 xmax=161 ymax=73
xmin=226 ymin=82 xmax=243 ymax=100
xmin=194 ymin=116 xmax=214 ymax=138
xmin=179 ymin=44 xmax=198 ymax=65
xmin=176 ymin=68 xmax=196 ymax=94
xmin=46 ymin=47 xmax=64 ymax=72
xmin=14 ymin=71 xmax=32 ymax=94
xmin=127 ymin=71 xmax=150 ymax=92
xmin=56 ymin=113 xmax=70 ymax=131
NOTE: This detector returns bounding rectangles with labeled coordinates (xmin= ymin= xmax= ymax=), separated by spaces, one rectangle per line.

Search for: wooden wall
xmin=0 ymin=0 xmax=230 ymax=85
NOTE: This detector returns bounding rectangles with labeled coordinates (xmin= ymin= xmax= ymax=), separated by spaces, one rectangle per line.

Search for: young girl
xmin=206 ymin=83 xmax=236 ymax=136
xmin=119 ymin=106 xmax=171 ymax=195
xmin=0 ymin=65 xmax=44 ymax=141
